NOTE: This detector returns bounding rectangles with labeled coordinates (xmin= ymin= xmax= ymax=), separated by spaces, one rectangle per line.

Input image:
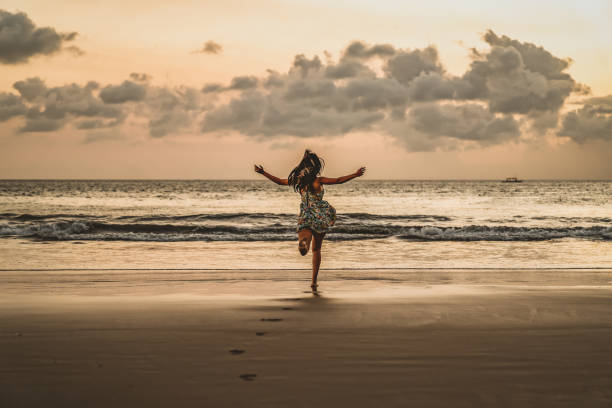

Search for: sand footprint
xmin=244 ymin=313 xmax=288 ymax=381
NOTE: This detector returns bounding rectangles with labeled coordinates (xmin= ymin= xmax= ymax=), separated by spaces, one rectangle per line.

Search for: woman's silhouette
xmin=254 ymin=150 xmax=366 ymax=289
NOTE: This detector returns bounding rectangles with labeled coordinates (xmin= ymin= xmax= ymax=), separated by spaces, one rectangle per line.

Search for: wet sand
xmin=1 ymin=269 xmax=612 ymax=407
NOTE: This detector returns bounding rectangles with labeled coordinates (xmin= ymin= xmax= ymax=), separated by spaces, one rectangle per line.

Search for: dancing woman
xmin=254 ymin=150 xmax=366 ymax=289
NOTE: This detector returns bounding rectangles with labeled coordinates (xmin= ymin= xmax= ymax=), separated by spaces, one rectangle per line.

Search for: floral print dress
xmin=297 ymin=187 xmax=336 ymax=234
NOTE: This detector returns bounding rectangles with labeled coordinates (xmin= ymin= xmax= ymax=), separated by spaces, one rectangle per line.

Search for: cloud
xmin=527 ymin=110 xmax=560 ymax=133
xmin=482 ymin=30 xmax=572 ymax=81
xmin=197 ymin=31 xmax=601 ymax=150
xmin=21 ymin=109 xmax=65 ymax=132
xmin=256 ymin=107 xmax=383 ymax=138
xmin=385 ymin=103 xmax=520 ymax=152
xmin=83 ymin=130 xmax=123 ymax=144
xmin=228 ymin=76 xmax=258 ymax=90
xmin=374 ymin=30 xmax=585 ymax=117
xmin=457 ymin=30 xmax=585 ymax=114
xmin=197 ymin=40 xmax=222 ymax=54
xmin=263 ymin=70 xmax=285 ymax=88
xmin=38 ymin=82 xmax=121 ymax=120
xmin=342 ymin=41 xmax=396 ymax=60
xmin=65 ymin=45 xmax=85 ymax=57
xmin=5 ymin=74 xmax=212 ymax=137
xmin=202 ymin=83 xmax=223 ymax=93
xmin=291 ymin=54 xmax=322 ymax=78
xmin=76 ymin=118 xmax=122 ymax=130
xmin=325 ymin=59 xmax=374 ymax=79
xmin=342 ymin=77 xmax=408 ymax=111
xmin=129 ymin=73 xmax=152 ymax=82
xmin=145 ymin=86 xmax=207 ymax=137
xmin=201 ymin=90 xmax=383 ymax=137
xmin=580 ymin=95 xmax=612 ymax=114
xmin=13 ymin=77 xmax=47 ymax=101
xmin=201 ymin=91 xmax=265 ymax=134
xmin=0 ymin=92 xmax=27 ymax=121
xmin=322 ymin=41 xmax=395 ymax=79
xmin=13 ymin=77 xmax=124 ymax=132
xmin=99 ymin=80 xmax=147 ymax=104
xmin=559 ymin=104 xmax=612 ymax=143
xmin=1 ymin=32 xmax=609 ymax=150
xmin=283 ymin=78 xmax=336 ymax=102
xmin=408 ymin=103 xmax=520 ymax=143
xmin=384 ymin=46 xmax=444 ymax=85
xmin=405 ymin=72 xmax=459 ymax=102
xmin=201 ymin=76 xmax=259 ymax=93
xmin=200 ymin=49 xmax=414 ymax=138
xmin=0 ymin=10 xmax=81 ymax=64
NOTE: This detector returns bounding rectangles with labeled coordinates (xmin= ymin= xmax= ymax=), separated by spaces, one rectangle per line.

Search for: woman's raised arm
xmin=254 ymin=165 xmax=288 ymax=185
xmin=318 ymin=167 xmax=366 ymax=185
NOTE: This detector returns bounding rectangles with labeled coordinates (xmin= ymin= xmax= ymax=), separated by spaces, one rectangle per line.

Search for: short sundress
xmin=297 ymin=187 xmax=336 ymax=234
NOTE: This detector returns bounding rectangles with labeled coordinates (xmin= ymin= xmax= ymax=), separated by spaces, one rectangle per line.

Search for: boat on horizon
xmin=502 ymin=177 xmax=523 ymax=183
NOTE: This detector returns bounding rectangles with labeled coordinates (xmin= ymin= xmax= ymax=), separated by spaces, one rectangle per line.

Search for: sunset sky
xmin=1 ymin=0 xmax=611 ymax=179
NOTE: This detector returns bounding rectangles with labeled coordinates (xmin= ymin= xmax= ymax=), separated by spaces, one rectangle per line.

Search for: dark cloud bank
xmin=196 ymin=30 xmax=608 ymax=149
xmin=0 ymin=9 xmax=82 ymax=64
xmin=1 ymin=27 xmax=610 ymax=149
xmin=2 ymin=74 xmax=210 ymax=137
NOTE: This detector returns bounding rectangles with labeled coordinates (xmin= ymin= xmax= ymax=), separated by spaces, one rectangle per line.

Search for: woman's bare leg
xmin=297 ymin=229 xmax=313 ymax=256
xmin=311 ymin=232 xmax=325 ymax=287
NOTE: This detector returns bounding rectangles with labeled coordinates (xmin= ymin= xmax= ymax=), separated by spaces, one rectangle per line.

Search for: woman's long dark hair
xmin=288 ymin=150 xmax=324 ymax=193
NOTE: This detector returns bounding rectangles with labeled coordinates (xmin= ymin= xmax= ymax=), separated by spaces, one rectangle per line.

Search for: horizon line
xmin=0 ymin=178 xmax=610 ymax=182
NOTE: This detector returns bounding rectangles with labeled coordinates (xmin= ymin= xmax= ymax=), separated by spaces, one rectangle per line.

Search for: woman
xmin=254 ymin=150 xmax=366 ymax=289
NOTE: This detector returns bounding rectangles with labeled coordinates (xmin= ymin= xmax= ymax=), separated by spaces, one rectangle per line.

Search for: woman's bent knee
xmin=298 ymin=229 xmax=313 ymax=256
xmin=298 ymin=238 xmax=309 ymax=256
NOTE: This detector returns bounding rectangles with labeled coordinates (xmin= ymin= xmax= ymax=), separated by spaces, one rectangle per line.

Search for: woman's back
xmin=300 ymin=186 xmax=325 ymax=203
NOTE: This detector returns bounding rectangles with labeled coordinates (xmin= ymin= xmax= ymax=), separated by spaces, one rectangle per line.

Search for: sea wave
xmin=3 ymin=211 xmax=609 ymax=224
xmin=0 ymin=215 xmax=610 ymax=242
xmin=0 ymin=212 xmax=453 ymax=224
xmin=398 ymin=225 xmax=612 ymax=241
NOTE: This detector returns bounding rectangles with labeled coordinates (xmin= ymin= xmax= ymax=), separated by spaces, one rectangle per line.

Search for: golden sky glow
xmin=0 ymin=0 xmax=611 ymax=179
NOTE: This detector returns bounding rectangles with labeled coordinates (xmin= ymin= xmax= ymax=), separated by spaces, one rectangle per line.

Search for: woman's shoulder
xmin=300 ymin=180 xmax=323 ymax=194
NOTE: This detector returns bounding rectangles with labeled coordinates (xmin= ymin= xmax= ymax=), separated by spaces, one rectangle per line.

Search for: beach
xmin=2 ymin=268 xmax=612 ymax=407
xmin=1 ymin=180 xmax=610 ymax=406
xmin=2 ymin=1 xmax=612 ymax=405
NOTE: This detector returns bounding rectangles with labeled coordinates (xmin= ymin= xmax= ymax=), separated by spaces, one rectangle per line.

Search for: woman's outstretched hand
xmin=254 ymin=164 xmax=264 ymax=174
xmin=355 ymin=167 xmax=366 ymax=177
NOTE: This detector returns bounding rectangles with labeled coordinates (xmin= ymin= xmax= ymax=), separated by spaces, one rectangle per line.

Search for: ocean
xmin=0 ymin=180 xmax=610 ymax=270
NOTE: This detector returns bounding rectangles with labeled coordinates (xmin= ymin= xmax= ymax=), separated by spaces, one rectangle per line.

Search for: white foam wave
xmin=1 ymin=219 xmax=610 ymax=242
xmin=400 ymin=225 xmax=612 ymax=241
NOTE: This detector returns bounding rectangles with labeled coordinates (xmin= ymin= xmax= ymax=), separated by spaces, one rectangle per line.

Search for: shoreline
xmin=3 ymin=237 xmax=610 ymax=271
xmin=3 ymin=266 xmax=611 ymax=270
xmin=1 ymin=267 xmax=611 ymax=293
